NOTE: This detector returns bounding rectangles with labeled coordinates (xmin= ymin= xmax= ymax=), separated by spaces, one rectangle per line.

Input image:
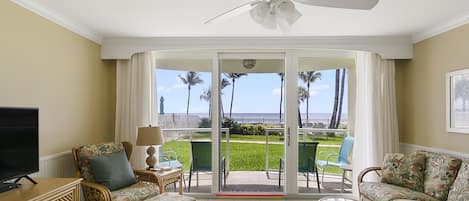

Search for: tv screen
xmin=0 ymin=107 xmax=39 ymax=182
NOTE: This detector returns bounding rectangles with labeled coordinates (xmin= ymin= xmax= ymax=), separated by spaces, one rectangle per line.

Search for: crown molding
xmin=102 ymin=36 xmax=413 ymax=59
xmin=11 ymin=0 xmax=102 ymax=44
xmin=412 ymin=13 xmax=469 ymax=43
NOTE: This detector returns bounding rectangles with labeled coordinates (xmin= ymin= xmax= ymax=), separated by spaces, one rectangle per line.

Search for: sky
xmin=156 ymin=68 xmax=348 ymax=114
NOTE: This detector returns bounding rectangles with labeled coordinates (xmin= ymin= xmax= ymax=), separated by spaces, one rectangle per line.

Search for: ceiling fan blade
xmin=204 ymin=0 xmax=262 ymax=24
xmin=293 ymin=0 xmax=379 ymax=10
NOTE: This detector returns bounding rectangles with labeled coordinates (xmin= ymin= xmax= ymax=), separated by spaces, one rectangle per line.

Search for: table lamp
xmin=136 ymin=125 xmax=163 ymax=170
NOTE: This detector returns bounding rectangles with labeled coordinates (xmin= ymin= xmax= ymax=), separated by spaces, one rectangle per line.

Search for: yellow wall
xmin=0 ymin=1 xmax=116 ymax=156
xmin=396 ymin=24 xmax=469 ymax=153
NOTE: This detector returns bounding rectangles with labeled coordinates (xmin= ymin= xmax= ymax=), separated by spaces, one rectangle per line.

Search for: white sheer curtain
xmin=115 ymin=52 xmax=157 ymax=169
xmin=352 ymin=52 xmax=399 ymax=198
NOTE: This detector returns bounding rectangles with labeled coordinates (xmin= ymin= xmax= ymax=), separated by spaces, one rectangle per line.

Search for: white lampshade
xmin=136 ymin=126 xmax=163 ymax=146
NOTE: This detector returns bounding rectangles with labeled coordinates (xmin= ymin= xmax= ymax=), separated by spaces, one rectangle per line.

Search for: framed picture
xmin=447 ymin=69 xmax=469 ymax=133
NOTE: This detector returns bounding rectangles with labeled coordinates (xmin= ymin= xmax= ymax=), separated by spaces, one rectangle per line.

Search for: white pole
xmin=211 ymin=54 xmax=220 ymax=193
xmin=284 ymin=52 xmax=299 ymax=194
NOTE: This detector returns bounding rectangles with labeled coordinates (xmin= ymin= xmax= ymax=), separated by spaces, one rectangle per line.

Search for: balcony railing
xmin=160 ymin=127 xmax=347 ymax=174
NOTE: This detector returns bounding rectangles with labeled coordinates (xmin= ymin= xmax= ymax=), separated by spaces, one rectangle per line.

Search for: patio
xmin=167 ymin=171 xmax=352 ymax=194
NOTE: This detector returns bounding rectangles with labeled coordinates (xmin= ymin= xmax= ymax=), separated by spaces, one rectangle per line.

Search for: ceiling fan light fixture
xmin=250 ymin=2 xmax=277 ymax=29
xmin=275 ymin=0 xmax=302 ymax=25
xmin=250 ymin=0 xmax=302 ymax=31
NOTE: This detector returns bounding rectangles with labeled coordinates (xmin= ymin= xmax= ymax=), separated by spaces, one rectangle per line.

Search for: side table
xmin=135 ymin=169 xmax=184 ymax=195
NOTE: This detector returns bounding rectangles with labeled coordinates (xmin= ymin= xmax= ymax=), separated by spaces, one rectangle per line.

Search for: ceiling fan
xmin=204 ymin=0 xmax=379 ymax=32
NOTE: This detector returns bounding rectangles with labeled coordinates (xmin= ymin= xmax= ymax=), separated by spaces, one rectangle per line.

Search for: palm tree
xmin=200 ymin=88 xmax=212 ymax=117
xmin=298 ymin=86 xmax=309 ymax=128
xmin=335 ymin=68 xmax=347 ymax=128
xmin=178 ymin=71 xmax=203 ymax=115
xmin=299 ymin=71 xmax=322 ymax=126
xmin=329 ymin=69 xmax=340 ymax=128
xmin=278 ymin=73 xmax=284 ymax=123
xmin=220 ymin=78 xmax=231 ymax=118
xmin=224 ymin=73 xmax=248 ymax=118
xmin=199 ymin=78 xmax=231 ymax=118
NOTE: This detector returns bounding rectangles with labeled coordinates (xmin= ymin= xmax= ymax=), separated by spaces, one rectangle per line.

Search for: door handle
xmin=287 ymin=127 xmax=291 ymax=146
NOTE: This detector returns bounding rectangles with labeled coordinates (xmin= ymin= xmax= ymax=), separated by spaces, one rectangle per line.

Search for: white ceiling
xmin=14 ymin=0 xmax=469 ymax=43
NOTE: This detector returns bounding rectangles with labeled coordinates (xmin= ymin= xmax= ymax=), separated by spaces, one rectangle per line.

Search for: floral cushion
xmin=448 ymin=160 xmax=469 ymax=200
xmin=456 ymin=192 xmax=469 ymax=201
xmin=111 ymin=181 xmax=159 ymax=201
xmin=76 ymin=142 xmax=125 ymax=182
xmin=420 ymin=151 xmax=462 ymax=201
xmin=381 ymin=152 xmax=426 ymax=192
xmin=360 ymin=182 xmax=440 ymax=201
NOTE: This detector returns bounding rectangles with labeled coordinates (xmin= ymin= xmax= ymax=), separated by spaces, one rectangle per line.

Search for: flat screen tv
xmin=0 ymin=107 xmax=38 ymax=186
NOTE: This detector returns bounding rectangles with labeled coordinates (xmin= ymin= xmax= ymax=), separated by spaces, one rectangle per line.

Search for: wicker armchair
xmin=357 ymin=167 xmax=382 ymax=201
xmin=72 ymin=141 xmax=160 ymax=201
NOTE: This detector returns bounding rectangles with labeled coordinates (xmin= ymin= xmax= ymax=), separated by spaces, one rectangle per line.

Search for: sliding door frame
xmin=284 ymin=52 xmax=299 ymax=194
xmin=209 ymin=51 xmax=300 ymax=195
xmin=153 ymin=49 xmax=353 ymax=198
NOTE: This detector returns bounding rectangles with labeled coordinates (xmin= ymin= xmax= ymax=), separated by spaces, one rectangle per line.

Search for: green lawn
xmin=183 ymin=133 xmax=344 ymax=145
xmin=161 ymin=140 xmax=342 ymax=174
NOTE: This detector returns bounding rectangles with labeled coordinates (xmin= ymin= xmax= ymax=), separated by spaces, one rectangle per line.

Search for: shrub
xmin=264 ymin=125 xmax=283 ymax=136
xmin=240 ymin=124 xmax=266 ymax=135
xmin=256 ymin=125 xmax=266 ymax=135
xmin=223 ymin=118 xmax=241 ymax=134
xmin=269 ymin=130 xmax=282 ymax=136
xmin=198 ymin=118 xmax=211 ymax=128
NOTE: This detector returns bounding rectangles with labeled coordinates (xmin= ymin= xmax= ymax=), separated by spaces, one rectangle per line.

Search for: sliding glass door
xmin=154 ymin=50 xmax=353 ymax=197
xmin=216 ymin=53 xmax=287 ymax=193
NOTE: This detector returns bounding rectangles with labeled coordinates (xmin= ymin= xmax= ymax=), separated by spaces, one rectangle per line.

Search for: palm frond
xmin=178 ymin=74 xmax=189 ymax=84
xmin=224 ymin=73 xmax=248 ymax=79
xmin=298 ymin=86 xmax=309 ymax=102
xmin=183 ymin=71 xmax=204 ymax=86
xmin=200 ymin=88 xmax=211 ymax=101
xmin=221 ymin=78 xmax=231 ymax=89
xmin=299 ymin=71 xmax=322 ymax=83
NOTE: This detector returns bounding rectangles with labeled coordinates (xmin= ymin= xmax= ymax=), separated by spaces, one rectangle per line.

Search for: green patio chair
xmin=188 ymin=141 xmax=226 ymax=192
xmin=279 ymin=142 xmax=320 ymax=192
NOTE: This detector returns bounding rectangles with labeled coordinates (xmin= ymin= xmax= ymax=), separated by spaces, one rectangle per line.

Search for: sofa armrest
xmin=358 ymin=166 xmax=382 ymax=185
xmin=81 ymin=181 xmax=112 ymax=201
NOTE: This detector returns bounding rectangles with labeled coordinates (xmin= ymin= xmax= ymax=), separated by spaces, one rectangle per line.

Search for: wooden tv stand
xmin=0 ymin=178 xmax=82 ymax=201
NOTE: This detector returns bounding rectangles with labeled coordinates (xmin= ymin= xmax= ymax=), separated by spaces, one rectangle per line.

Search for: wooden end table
xmin=137 ymin=169 xmax=184 ymax=195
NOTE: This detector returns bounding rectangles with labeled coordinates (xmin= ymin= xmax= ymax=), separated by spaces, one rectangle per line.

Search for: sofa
xmin=358 ymin=150 xmax=469 ymax=201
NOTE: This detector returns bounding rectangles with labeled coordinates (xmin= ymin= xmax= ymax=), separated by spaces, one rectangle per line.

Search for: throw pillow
xmin=381 ymin=152 xmax=426 ymax=192
xmin=420 ymin=151 xmax=462 ymax=201
xmin=88 ymin=151 xmax=137 ymax=191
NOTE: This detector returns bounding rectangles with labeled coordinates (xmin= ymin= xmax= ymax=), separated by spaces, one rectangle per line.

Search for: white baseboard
xmin=400 ymin=143 xmax=469 ymax=159
xmin=30 ymin=151 xmax=76 ymax=178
